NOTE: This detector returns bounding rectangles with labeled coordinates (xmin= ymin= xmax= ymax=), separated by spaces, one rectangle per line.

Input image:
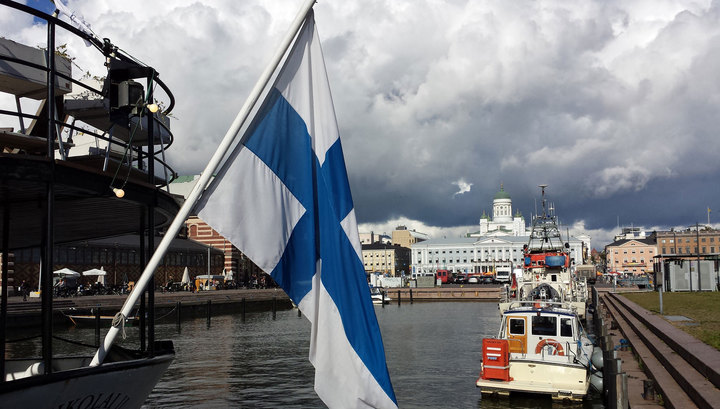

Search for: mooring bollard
xmin=176 ymin=301 xmax=181 ymax=331
xmin=642 ymin=379 xmax=655 ymax=400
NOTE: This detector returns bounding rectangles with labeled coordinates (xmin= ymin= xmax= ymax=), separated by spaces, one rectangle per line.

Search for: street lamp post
xmin=695 ymin=223 xmax=701 ymax=291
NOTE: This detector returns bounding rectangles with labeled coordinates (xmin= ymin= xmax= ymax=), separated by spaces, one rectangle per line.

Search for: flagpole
xmin=90 ymin=0 xmax=317 ymax=367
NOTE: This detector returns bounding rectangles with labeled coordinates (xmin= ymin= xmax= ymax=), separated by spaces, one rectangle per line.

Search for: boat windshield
xmin=531 ymin=315 xmax=557 ymax=336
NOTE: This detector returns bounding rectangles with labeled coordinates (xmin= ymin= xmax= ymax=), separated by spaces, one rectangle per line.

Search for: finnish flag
xmin=196 ymin=12 xmax=397 ymax=409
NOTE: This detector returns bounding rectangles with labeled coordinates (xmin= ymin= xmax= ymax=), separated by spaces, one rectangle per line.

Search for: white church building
xmin=411 ymin=186 xmax=587 ymax=276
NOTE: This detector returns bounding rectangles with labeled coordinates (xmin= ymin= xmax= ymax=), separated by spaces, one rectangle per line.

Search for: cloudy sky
xmin=4 ymin=0 xmax=720 ymax=249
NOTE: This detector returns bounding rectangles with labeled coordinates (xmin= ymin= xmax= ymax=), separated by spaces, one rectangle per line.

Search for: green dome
xmin=493 ymin=186 xmax=511 ymax=200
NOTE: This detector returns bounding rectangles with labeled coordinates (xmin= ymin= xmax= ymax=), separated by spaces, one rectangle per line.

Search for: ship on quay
xmin=0 ymin=1 xmax=179 ymax=407
xmin=476 ymin=185 xmax=602 ymax=401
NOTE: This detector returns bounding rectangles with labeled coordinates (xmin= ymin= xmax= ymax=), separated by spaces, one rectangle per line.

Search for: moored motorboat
xmin=370 ymin=286 xmax=391 ymax=304
xmin=476 ymin=300 xmax=597 ymax=400
xmin=1 ymin=2 xmax=179 ymax=407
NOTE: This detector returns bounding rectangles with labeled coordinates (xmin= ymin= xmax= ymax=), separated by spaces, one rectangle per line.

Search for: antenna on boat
xmin=538 ymin=184 xmax=548 ymax=217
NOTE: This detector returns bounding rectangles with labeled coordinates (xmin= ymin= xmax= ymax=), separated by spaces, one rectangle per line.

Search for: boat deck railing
xmin=0 ymin=0 xmax=177 ymax=188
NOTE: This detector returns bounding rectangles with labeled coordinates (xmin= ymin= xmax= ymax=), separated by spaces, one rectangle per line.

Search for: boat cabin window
xmin=509 ymin=318 xmax=525 ymax=335
xmin=531 ymin=316 xmax=557 ymax=336
xmin=551 ymin=274 xmax=557 ymax=282
xmin=561 ymin=318 xmax=573 ymax=337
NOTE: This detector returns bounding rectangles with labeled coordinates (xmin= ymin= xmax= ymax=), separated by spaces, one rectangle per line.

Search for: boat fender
xmin=591 ymin=347 xmax=604 ymax=370
xmin=589 ymin=371 xmax=603 ymax=393
xmin=535 ymin=339 xmax=564 ymax=356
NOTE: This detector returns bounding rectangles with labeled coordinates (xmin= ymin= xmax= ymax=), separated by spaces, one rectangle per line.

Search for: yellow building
xmin=605 ymin=238 xmax=656 ymax=275
xmin=391 ymin=226 xmax=428 ymax=249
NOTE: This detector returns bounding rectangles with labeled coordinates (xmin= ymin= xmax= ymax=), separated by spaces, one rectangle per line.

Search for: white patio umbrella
xmin=224 ymin=269 xmax=234 ymax=281
xmin=82 ymin=267 xmax=107 ymax=285
xmin=181 ymin=267 xmax=190 ymax=284
xmin=53 ymin=268 xmax=79 ymax=277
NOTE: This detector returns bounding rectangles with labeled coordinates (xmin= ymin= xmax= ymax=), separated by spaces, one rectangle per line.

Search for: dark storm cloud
xmin=5 ymin=0 xmax=719 ymax=248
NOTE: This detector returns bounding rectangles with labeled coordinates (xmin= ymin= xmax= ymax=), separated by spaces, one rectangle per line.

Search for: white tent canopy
xmin=82 ymin=267 xmax=106 ymax=285
xmin=53 ymin=268 xmax=79 ymax=276
xmin=181 ymin=267 xmax=190 ymax=284
xmin=82 ymin=268 xmax=106 ymax=276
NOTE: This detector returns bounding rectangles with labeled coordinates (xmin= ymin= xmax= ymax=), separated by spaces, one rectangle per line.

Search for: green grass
xmin=622 ymin=292 xmax=720 ymax=350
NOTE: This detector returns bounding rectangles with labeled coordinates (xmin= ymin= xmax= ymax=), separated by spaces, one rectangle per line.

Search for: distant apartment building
xmin=653 ymin=227 xmax=720 ymax=256
xmin=361 ymin=243 xmax=410 ymax=276
xmin=359 ymin=232 xmax=391 ymax=245
xmin=614 ymin=227 xmax=648 ymax=241
xmin=605 ymin=238 xmax=657 ymax=275
xmin=391 ymin=225 xmax=428 ymax=248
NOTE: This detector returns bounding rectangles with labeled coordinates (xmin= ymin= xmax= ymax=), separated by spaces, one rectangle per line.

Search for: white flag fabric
xmin=196 ymin=12 xmax=397 ymax=409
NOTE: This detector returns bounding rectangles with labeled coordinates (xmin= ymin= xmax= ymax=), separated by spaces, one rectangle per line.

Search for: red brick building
xmin=185 ymin=216 xmax=261 ymax=285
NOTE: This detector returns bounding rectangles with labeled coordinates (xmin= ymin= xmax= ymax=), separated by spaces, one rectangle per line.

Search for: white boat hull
xmin=477 ymin=358 xmax=590 ymax=400
xmin=1 ymin=348 xmax=173 ymax=409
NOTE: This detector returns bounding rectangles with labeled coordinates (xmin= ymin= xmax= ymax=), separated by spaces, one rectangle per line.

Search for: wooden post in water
xmin=241 ymin=297 xmax=246 ymax=321
xmin=206 ymin=300 xmax=212 ymax=326
xmin=397 ymin=290 xmax=401 ymax=307
xmin=95 ymin=306 xmax=101 ymax=347
xmin=272 ymin=296 xmax=277 ymax=319
xmin=381 ymin=291 xmax=385 ymax=308
xmin=176 ymin=301 xmax=181 ymax=331
xmin=409 ymin=288 xmax=413 ymax=304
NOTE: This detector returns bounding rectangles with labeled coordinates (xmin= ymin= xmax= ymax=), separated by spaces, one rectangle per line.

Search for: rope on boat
xmin=5 ymin=334 xmax=42 ymax=343
xmin=52 ymin=335 xmax=96 ymax=349
xmin=154 ymin=303 xmax=178 ymax=321
xmin=112 ymin=312 xmax=127 ymax=340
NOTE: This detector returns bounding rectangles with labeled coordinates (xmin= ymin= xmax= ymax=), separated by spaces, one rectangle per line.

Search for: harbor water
xmin=7 ymin=302 xmax=604 ymax=408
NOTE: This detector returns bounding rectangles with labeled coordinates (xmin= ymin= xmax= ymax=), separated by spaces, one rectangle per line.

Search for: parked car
xmin=481 ymin=276 xmax=494 ymax=284
xmin=454 ymin=274 xmax=467 ymax=284
xmin=467 ymin=275 xmax=479 ymax=284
